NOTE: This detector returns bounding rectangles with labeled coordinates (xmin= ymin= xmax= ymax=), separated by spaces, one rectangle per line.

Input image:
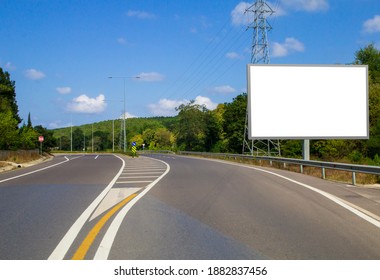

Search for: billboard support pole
xmin=303 ymin=140 xmax=310 ymax=161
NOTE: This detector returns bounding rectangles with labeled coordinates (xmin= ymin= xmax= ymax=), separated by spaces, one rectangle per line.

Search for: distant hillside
xmin=52 ymin=116 xmax=178 ymax=151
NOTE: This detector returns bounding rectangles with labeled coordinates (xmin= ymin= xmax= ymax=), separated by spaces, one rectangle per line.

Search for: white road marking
xmin=48 ymin=154 xmax=125 ymax=260
xmin=116 ymin=180 xmax=153 ymax=184
xmin=0 ymin=156 xmax=70 ymax=184
xmin=123 ymin=168 xmax=166 ymax=171
xmin=90 ymin=188 xmax=141 ymax=221
xmin=94 ymin=155 xmax=99 ymax=160
xmin=252 ymin=167 xmax=380 ymax=229
xmin=122 ymin=171 xmax=163 ymax=175
xmin=119 ymin=175 xmax=159 ymax=179
xmin=190 ymin=156 xmax=380 ymax=229
xmin=94 ymin=157 xmax=170 ymax=260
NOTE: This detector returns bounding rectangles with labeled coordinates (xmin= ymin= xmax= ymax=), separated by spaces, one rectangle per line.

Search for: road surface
xmin=1 ymin=153 xmax=379 ymax=259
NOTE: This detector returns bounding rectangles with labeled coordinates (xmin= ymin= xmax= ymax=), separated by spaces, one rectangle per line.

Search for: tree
xmin=72 ymin=128 xmax=85 ymax=151
xmin=18 ymin=125 xmax=38 ymax=150
xmin=0 ymin=107 xmax=19 ymax=149
xmin=153 ymin=127 xmax=173 ymax=149
xmin=34 ymin=125 xmax=56 ymax=151
xmin=0 ymin=68 xmax=21 ymax=125
xmin=355 ymin=44 xmax=380 ymax=158
xmin=204 ymin=110 xmax=222 ymax=152
xmin=355 ymin=43 xmax=380 ymax=83
xmin=222 ymin=93 xmax=247 ymax=153
xmin=175 ymin=101 xmax=207 ymax=151
xmin=27 ymin=113 xmax=32 ymax=128
xmin=130 ymin=134 xmax=144 ymax=149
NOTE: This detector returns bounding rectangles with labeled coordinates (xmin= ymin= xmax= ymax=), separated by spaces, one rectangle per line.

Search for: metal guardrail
xmin=139 ymin=150 xmax=175 ymax=154
xmin=176 ymin=151 xmax=380 ymax=185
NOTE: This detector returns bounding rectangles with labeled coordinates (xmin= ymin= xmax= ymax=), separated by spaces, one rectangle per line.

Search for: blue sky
xmin=1 ymin=0 xmax=379 ymax=129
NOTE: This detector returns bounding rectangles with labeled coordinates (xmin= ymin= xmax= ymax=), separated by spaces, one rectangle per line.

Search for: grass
xmin=0 ymin=150 xmax=41 ymax=164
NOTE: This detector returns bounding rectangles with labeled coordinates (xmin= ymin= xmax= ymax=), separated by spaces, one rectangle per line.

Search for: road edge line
xmin=180 ymin=156 xmax=380 ymax=229
xmin=0 ymin=156 xmax=70 ymax=184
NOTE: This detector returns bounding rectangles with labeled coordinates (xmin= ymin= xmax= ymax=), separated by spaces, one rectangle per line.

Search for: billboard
xmin=247 ymin=64 xmax=368 ymax=139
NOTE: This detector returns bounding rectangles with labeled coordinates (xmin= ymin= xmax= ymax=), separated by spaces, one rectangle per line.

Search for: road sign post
xmin=38 ymin=136 xmax=44 ymax=155
xmin=131 ymin=142 xmax=137 ymax=157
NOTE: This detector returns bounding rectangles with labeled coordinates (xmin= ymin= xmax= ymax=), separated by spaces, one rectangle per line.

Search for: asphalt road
xmin=1 ymin=153 xmax=380 ymax=260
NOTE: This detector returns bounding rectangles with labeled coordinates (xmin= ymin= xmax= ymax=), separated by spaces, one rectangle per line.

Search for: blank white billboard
xmin=247 ymin=64 xmax=368 ymax=139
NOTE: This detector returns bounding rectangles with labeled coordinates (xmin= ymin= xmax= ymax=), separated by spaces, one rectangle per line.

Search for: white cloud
xmin=148 ymin=95 xmax=217 ymax=116
xmin=194 ymin=96 xmax=217 ymax=110
xmin=226 ymin=52 xmax=242 ymax=59
xmin=231 ymin=2 xmax=251 ymax=26
xmin=137 ymin=72 xmax=165 ymax=82
xmin=363 ymin=15 xmax=380 ymax=33
xmin=231 ymin=1 xmax=285 ymax=26
xmin=56 ymin=87 xmax=72 ymax=94
xmin=67 ymin=94 xmax=106 ymax=114
xmin=148 ymin=98 xmax=184 ymax=116
xmin=126 ymin=10 xmax=156 ymax=19
xmin=25 ymin=68 xmax=45 ymax=80
xmin=272 ymin=37 xmax=304 ymax=57
xmin=280 ymin=0 xmax=329 ymax=12
xmin=211 ymin=85 xmax=237 ymax=94
xmin=119 ymin=112 xmax=137 ymax=119
xmin=231 ymin=0 xmax=328 ymax=25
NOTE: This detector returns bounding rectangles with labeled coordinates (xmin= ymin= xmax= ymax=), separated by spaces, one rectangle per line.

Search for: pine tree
xmin=27 ymin=112 xmax=32 ymax=128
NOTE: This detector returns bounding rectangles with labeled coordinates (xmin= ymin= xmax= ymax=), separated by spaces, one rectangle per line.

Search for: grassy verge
xmin=0 ymin=150 xmax=41 ymax=163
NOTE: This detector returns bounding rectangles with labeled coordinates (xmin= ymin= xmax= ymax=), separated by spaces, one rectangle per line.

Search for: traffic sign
xmin=131 ymin=145 xmax=137 ymax=157
xmin=132 ymin=142 xmax=136 ymax=146
xmin=39 ymin=136 xmax=44 ymax=142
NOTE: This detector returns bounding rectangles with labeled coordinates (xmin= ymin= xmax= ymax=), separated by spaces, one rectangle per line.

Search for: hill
xmin=52 ymin=116 xmax=178 ymax=151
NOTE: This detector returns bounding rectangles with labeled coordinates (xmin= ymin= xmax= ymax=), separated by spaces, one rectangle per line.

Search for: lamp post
xmin=108 ymin=76 xmax=140 ymax=153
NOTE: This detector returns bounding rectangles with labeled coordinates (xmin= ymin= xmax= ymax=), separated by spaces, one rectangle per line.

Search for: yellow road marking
xmin=71 ymin=193 xmax=137 ymax=260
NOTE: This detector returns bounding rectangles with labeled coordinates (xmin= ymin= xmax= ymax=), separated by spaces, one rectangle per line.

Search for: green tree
xmin=27 ymin=113 xmax=32 ymax=128
xmin=153 ymin=127 xmax=173 ymax=149
xmin=355 ymin=44 xmax=380 ymax=158
xmin=0 ymin=107 xmax=19 ymax=149
xmin=0 ymin=68 xmax=21 ymax=125
xmin=222 ymin=93 xmax=247 ymax=153
xmin=18 ymin=125 xmax=38 ymax=149
xmin=130 ymin=134 xmax=144 ymax=149
xmin=355 ymin=43 xmax=380 ymax=83
xmin=34 ymin=125 xmax=56 ymax=151
xmin=72 ymin=128 xmax=85 ymax=151
xmin=175 ymin=101 xmax=207 ymax=151
xmin=204 ymin=110 xmax=222 ymax=152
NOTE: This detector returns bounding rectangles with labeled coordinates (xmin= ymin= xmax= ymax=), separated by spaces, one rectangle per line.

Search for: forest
xmin=1 ymin=44 xmax=380 ymax=165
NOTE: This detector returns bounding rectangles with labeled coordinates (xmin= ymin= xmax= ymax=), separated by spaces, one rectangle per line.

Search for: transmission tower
xmin=242 ymin=0 xmax=280 ymax=156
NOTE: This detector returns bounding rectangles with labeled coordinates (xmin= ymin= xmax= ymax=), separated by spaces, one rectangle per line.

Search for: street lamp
xmin=108 ymin=76 xmax=140 ymax=153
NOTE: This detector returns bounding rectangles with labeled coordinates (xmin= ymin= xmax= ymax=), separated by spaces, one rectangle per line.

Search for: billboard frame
xmin=247 ymin=64 xmax=369 ymax=140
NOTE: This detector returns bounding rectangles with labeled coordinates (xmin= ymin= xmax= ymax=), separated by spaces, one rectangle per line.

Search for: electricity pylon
xmin=242 ymin=0 xmax=280 ymax=156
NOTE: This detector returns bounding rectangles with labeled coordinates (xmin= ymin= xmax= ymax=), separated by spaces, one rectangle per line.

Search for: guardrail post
xmin=300 ymin=164 xmax=303 ymax=174
xmin=322 ymin=167 xmax=326 ymax=180
xmin=352 ymin=172 xmax=356 ymax=186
